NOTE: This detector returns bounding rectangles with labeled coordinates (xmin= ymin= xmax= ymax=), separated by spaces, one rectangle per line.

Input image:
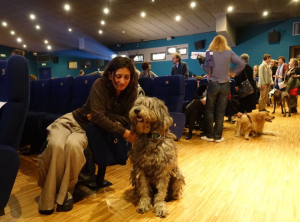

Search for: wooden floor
xmin=2 ymin=104 xmax=300 ymax=222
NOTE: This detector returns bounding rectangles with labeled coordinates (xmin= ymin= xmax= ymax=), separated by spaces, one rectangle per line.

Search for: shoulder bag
xmin=238 ymin=70 xmax=254 ymax=98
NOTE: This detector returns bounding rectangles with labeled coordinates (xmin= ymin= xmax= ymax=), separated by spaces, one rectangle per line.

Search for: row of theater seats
xmin=0 ymin=55 xmax=30 ymax=216
xmin=20 ymin=74 xmax=100 ymax=153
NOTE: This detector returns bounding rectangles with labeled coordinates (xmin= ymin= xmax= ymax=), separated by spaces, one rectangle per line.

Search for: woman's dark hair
xmin=101 ymin=56 xmax=138 ymax=98
xmin=142 ymin=61 xmax=150 ymax=70
xmin=278 ymin=56 xmax=286 ymax=63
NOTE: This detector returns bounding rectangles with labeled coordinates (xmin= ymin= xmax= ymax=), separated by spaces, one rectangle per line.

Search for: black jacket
xmin=235 ymin=64 xmax=257 ymax=90
xmin=171 ymin=61 xmax=189 ymax=78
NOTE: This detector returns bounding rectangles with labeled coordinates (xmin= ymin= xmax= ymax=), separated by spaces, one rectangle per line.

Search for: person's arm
xmin=89 ymin=81 xmax=127 ymax=136
xmin=184 ymin=63 xmax=189 ymax=78
xmin=150 ymin=71 xmax=158 ymax=78
xmin=231 ymin=52 xmax=246 ymax=76
xmin=201 ymin=64 xmax=212 ymax=75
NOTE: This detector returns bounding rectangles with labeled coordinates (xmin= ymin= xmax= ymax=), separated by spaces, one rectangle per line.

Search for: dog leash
xmin=246 ymin=113 xmax=252 ymax=123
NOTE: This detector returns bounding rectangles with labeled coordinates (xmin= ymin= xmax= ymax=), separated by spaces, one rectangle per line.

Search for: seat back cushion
xmin=184 ymin=78 xmax=197 ymax=102
xmin=138 ymin=77 xmax=152 ymax=96
xmin=29 ymin=79 xmax=52 ymax=112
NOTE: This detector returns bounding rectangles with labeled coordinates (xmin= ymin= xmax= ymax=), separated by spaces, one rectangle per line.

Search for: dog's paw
xmin=154 ymin=202 xmax=168 ymax=218
xmin=272 ymin=112 xmax=275 ymax=114
xmin=137 ymin=201 xmax=152 ymax=214
xmin=283 ymin=115 xmax=286 ymax=117
xmin=288 ymin=114 xmax=291 ymax=117
xmin=245 ymin=137 xmax=249 ymax=140
xmin=235 ymin=133 xmax=240 ymax=137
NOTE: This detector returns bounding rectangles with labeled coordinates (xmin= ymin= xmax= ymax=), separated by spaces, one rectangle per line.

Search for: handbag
xmin=238 ymin=70 xmax=254 ymax=98
xmin=289 ymin=87 xmax=298 ymax=96
xmin=278 ymin=70 xmax=287 ymax=89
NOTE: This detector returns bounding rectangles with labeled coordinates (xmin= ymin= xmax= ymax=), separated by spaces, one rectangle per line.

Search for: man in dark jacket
xmin=171 ymin=52 xmax=189 ymax=78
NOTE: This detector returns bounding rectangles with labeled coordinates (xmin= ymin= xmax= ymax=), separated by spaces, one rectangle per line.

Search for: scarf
xmin=276 ymin=63 xmax=284 ymax=84
xmin=262 ymin=61 xmax=272 ymax=75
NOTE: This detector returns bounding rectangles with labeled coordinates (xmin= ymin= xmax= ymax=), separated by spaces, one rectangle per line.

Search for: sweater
xmin=201 ymin=50 xmax=245 ymax=83
xmin=258 ymin=62 xmax=274 ymax=87
xmin=72 ymin=78 xmax=137 ymax=136
xmin=171 ymin=61 xmax=189 ymax=78
xmin=139 ymin=70 xmax=158 ymax=79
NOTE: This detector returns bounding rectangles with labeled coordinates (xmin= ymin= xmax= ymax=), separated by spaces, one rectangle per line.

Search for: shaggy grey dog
xmin=128 ymin=97 xmax=185 ymax=218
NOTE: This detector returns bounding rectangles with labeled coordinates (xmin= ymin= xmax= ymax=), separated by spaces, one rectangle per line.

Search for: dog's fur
xmin=128 ymin=97 xmax=185 ymax=218
xmin=235 ymin=111 xmax=279 ymax=140
xmin=272 ymin=90 xmax=291 ymax=117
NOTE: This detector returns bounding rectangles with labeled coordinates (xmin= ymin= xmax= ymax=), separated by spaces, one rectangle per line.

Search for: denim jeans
xmin=205 ymin=81 xmax=230 ymax=140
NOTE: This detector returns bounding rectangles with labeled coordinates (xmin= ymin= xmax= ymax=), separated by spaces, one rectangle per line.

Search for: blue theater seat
xmin=0 ymin=55 xmax=30 ymax=216
xmin=29 ymin=79 xmax=52 ymax=112
xmin=151 ymin=76 xmax=185 ymax=139
xmin=200 ymin=78 xmax=208 ymax=85
xmin=151 ymin=75 xmax=185 ymax=112
xmin=138 ymin=77 xmax=152 ymax=96
xmin=230 ymin=78 xmax=236 ymax=96
xmin=182 ymin=78 xmax=197 ymax=112
xmin=0 ymin=60 xmax=7 ymax=102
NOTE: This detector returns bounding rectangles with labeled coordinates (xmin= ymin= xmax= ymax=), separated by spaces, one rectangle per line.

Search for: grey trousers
xmin=37 ymin=113 xmax=87 ymax=211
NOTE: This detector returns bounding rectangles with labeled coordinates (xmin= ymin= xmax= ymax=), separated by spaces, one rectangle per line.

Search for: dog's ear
xmin=153 ymin=98 xmax=172 ymax=135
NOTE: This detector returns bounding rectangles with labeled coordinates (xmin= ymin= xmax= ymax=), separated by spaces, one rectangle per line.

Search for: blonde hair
xmin=29 ymin=74 xmax=37 ymax=81
xmin=208 ymin=35 xmax=231 ymax=53
xmin=172 ymin=52 xmax=181 ymax=62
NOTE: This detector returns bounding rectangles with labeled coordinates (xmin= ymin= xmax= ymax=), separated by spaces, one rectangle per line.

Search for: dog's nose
xmin=134 ymin=108 xmax=140 ymax=114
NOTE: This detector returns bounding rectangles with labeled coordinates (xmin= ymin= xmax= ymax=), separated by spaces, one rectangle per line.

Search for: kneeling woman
xmin=38 ymin=57 xmax=138 ymax=214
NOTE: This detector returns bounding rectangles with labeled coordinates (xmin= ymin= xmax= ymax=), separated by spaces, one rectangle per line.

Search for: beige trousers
xmin=259 ymin=83 xmax=270 ymax=111
xmin=37 ymin=113 xmax=87 ymax=210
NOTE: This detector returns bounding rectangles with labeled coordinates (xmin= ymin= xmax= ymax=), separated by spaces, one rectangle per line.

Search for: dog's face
xmin=258 ymin=112 xmax=275 ymax=122
xmin=129 ymin=97 xmax=173 ymax=135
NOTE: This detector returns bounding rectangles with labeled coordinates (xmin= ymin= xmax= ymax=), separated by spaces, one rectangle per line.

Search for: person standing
xmin=139 ymin=61 xmax=158 ymax=79
xmin=235 ymin=54 xmax=257 ymax=113
xmin=79 ymin=70 xmax=84 ymax=76
xmin=274 ymin=56 xmax=288 ymax=91
xmin=270 ymin=59 xmax=277 ymax=81
xmin=171 ymin=52 xmax=189 ymax=78
xmin=253 ymin=65 xmax=259 ymax=78
xmin=200 ymin=35 xmax=245 ymax=143
xmin=258 ymin=54 xmax=274 ymax=112
xmin=285 ymin=58 xmax=299 ymax=113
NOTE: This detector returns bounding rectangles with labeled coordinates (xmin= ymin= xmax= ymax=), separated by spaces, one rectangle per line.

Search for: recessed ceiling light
xmin=101 ymin=20 xmax=105 ymax=25
xmin=30 ymin=14 xmax=35 ymax=20
xmin=17 ymin=38 xmax=22 ymax=42
xmin=2 ymin=22 xmax=7 ymax=27
xmin=11 ymin=31 xmax=15 ymax=35
xmin=69 ymin=28 xmax=72 ymax=32
xmin=263 ymin=11 xmax=268 ymax=16
xmin=99 ymin=30 xmax=103 ymax=34
xmin=175 ymin=15 xmax=181 ymax=21
xmin=104 ymin=8 xmax=109 ymax=14
xmin=47 ymin=45 xmax=52 ymax=50
xmin=191 ymin=2 xmax=196 ymax=8
xmin=228 ymin=6 xmax=233 ymax=12
xmin=44 ymin=40 xmax=48 ymax=44
xmin=293 ymin=0 xmax=299 ymax=2
xmin=123 ymin=31 xmax=125 ymax=33
xmin=141 ymin=12 xmax=146 ymax=17
xmin=36 ymin=25 xmax=40 ymax=29
xmin=64 ymin=4 xmax=70 ymax=11
xmin=23 ymin=45 xmax=26 ymax=48
xmin=152 ymin=0 xmax=154 ymax=2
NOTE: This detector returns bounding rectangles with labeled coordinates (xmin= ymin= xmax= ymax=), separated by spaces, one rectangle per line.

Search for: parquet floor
xmin=2 ymin=104 xmax=300 ymax=222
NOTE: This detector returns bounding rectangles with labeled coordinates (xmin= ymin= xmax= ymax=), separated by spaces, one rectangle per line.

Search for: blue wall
xmin=110 ymin=16 xmax=300 ymax=77
xmin=0 ymin=44 xmax=37 ymax=76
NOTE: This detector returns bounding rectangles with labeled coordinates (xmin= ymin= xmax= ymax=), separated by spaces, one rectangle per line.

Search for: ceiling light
xmin=191 ymin=2 xmax=196 ymax=8
xmin=36 ymin=25 xmax=40 ymax=29
xmin=101 ymin=20 xmax=105 ymax=25
xmin=263 ymin=11 xmax=268 ymax=16
xmin=175 ymin=15 xmax=181 ymax=21
xmin=64 ymin=4 xmax=70 ymax=11
xmin=11 ymin=31 xmax=15 ymax=35
xmin=123 ymin=31 xmax=125 ymax=33
xmin=99 ymin=30 xmax=103 ymax=34
xmin=2 ymin=22 xmax=7 ymax=27
xmin=47 ymin=45 xmax=52 ymax=50
xmin=228 ymin=6 xmax=233 ymax=12
xmin=23 ymin=45 xmax=26 ymax=48
xmin=44 ymin=40 xmax=48 ymax=44
xmin=152 ymin=0 xmax=154 ymax=2
xmin=104 ymin=8 xmax=109 ymax=14
xmin=293 ymin=0 xmax=299 ymax=2
xmin=69 ymin=28 xmax=72 ymax=32
xmin=141 ymin=12 xmax=146 ymax=17
xmin=30 ymin=14 xmax=35 ymax=20
xmin=17 ymin=38 xmax=22 ymax=43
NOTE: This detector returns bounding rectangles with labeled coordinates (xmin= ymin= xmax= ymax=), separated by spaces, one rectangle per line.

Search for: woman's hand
xmin=87 ymin=114 xmax=92 ymax=121
xmin=123 ymin=129 xmax=137 ymax=144
xmin=237 ymin=112 xmax=243 ymax=118
xmin=292 ymin=74 xmax=298 ymax=78
xmin=235 ymin=87 xmax=239 ymax=91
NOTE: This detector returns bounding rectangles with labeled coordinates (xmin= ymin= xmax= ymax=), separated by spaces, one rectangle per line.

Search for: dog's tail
xmin=261 ymin=131 xmax=281 ymax=136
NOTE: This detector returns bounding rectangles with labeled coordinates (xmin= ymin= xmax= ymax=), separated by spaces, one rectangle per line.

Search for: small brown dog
xmin=272 ymin=90 xmax=291 ymax=117
xmin=235 ymin=111 xmax=279 ymax=140
xmin=128 ymin=97 xmax=185 ymax=218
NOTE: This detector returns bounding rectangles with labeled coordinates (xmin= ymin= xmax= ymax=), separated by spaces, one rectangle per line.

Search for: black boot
xmin=185 ymin=133 xmax=193 ymax=140
xmin=85 ymin=167 xmax=112 ymax=190
xmin=291 ymin=107 xmax=297 ymax=113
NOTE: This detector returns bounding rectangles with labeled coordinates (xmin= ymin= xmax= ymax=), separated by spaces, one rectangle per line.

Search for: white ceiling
xmin=0 ymin=0 xmax=299 ymax=52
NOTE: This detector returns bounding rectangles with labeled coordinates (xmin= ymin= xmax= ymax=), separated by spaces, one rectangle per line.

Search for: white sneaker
xmin=215 ymin=137 xmax=225 ymax=143
xmin=201 ymin=136 xmax=215 ymax=142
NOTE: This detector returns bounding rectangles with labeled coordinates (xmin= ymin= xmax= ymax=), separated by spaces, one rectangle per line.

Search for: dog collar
xmin=147 ymin=133 xmax=166 ymax=140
